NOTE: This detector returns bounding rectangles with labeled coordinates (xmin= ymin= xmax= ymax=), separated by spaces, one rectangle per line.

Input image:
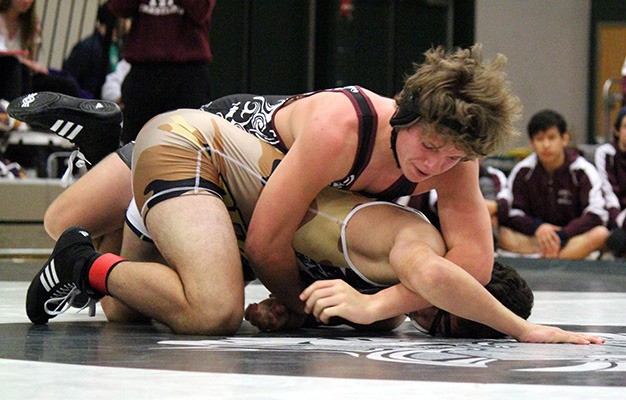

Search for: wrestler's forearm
xmin=444 ymin=241 xmax=493 ymax=285
xmin=249 ymin=252 xmax=306 ymax=314
xmin=369 ymin=284 xmax=432 ymax=321
xmin=401 ymin=252 xmax=529 ymax=338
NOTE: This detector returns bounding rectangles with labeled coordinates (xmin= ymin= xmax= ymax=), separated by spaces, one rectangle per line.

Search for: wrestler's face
xmin=397 ymin=125 xmax=467 ymax=182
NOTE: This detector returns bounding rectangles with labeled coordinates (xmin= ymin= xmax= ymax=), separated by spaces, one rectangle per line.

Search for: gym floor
xmin=1 ymin=257 xmax=625 ymax=399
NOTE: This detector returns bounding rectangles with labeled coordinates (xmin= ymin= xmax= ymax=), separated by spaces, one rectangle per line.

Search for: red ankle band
xmin=88 ymin=253 xmax=125 ymax=295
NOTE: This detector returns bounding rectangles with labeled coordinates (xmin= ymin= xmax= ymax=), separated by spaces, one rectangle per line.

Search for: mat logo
xmin=158 ymin=333 xmax=626 ymax=372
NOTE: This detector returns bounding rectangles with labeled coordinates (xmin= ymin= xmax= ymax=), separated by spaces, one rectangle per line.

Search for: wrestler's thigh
xmin=145 ymin=194 xmax=244 ymax=311
xmin=120 ymin=223 xmax=168 ymax=266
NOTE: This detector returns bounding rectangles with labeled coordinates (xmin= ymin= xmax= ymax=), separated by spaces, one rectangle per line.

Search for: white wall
xmin=35 ymin=1 xmax=100 ymax=70
xmin=476 ymin=0 xmax=590 ymax=149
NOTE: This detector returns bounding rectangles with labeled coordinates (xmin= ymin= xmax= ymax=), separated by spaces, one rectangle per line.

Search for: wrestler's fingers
xmin=300 ymin=279 xmax=343 ymax=301
xmin=312 ymin=301 xmax=343 ymax=324
xmin=574 ymin=333 xmax=605 ymax=344
xmin=309 ymin=294 xmax=341 ymax=320
xmin=244 ymin=302 xmax=269 ymax=330
xmin=303 ymin=287 xmax=340 ymax=314
xmin=244 ymin=302 xmax=256 ymax=321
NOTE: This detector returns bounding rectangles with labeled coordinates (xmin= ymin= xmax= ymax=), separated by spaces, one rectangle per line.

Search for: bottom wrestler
xmin=248 ymin=186 xmax=534 ymax=339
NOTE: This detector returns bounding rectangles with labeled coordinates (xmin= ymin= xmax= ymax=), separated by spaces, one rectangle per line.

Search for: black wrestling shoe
xmin=26 ymin=227 xmax=102 ymax=324
xmin=7 ymin=92 xmax=122 ymax=166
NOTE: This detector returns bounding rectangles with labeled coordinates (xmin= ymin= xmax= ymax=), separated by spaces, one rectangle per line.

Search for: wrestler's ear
xmin=390 ymin=92 xmax=420 ymax=128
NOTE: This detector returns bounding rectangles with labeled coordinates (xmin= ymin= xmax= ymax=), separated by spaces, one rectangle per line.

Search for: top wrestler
xmin=9 ymin=44 xmax=554 ymax=339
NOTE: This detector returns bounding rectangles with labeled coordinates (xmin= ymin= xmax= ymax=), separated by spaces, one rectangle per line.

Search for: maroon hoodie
xmin=108 ymin=0 xmax=215 ymax=64
xmin=502 ymin=148 xmax=607 ymax=240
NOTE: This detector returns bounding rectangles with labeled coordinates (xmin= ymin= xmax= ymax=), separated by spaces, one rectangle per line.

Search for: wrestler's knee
xmin=43 ymin=197 xmax=72 ymax=240
xmin=169 ymin=299 xmax=244 ymax=335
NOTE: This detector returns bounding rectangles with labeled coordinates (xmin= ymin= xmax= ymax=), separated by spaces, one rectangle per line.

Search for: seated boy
xmin=497 ymin=110 xmax=609 ymax=259
xmin=595 ymin=107 xmax=626 ymax=257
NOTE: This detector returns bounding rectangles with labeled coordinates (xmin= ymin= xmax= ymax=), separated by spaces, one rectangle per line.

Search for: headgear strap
xmin=389 ymin=89 xmax=475 ymax=135
xmin=428 ymin=309 xmax=451 ymax=337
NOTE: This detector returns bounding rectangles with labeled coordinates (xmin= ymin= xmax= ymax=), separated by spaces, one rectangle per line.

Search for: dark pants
xmin=0 ymin=55 xmax=79 ymax=101
xmin=0 ymin=55 xmax=29 ymax=101
xmin=120 ymin=62 xmax=212 ymax=144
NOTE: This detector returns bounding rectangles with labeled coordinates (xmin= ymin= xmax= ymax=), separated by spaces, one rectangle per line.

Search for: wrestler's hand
xmin=245 ymin=296 xmax=306 ymax=331
xmin=300 ymin=279 xmax=374 ymax=325
xmin=515 ymin=322 xmax=605 ymax=345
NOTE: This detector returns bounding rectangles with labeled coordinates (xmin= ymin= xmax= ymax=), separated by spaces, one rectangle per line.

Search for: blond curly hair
xmin=394 ymin=44 xmax=522 ymax=158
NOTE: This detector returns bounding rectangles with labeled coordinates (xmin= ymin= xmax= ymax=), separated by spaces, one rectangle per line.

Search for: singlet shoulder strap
xmin=321 ymin=86 xmax=378 ymax=189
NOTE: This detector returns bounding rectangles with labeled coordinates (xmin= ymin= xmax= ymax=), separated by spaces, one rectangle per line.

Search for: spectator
xmin=0 ymin=0 xmax=79 ymax=99
xmin=62 ymin=2 xmax=121 ymax=99
xmin=108 ymin=0 xmax=215 ymax=144
xmin=595 ymin=106 xmax=626 ymax=257
xmin=498 ymin=110 xmax=609 ymax=259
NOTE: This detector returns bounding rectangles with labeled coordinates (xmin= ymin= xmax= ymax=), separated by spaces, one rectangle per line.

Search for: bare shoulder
xmin=285 ymin=92 xmax=361 ymax=149
xmin=306 ymin=91 xmax=358 ymax=126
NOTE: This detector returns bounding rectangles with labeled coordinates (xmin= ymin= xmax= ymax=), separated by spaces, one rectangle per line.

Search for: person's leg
xmin=26 ymin=109 xmax=276 ymax=332
xmin=119 ymin=66 xmax=159 ymax=144
xmin=44 ymin=152 xmax=131 ymax=245
xmin=606 ymin=226 xmax=626 ymax=257
xmin=99 ymin=223 xmax=165 ymax=323
xmin=102 ymin=195 xmax=244 ymax=333
xmin=559 ymin=226 xmax=610 ymax=259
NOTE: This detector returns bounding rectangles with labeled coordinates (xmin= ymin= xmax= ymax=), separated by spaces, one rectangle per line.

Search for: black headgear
xmin=390 ymin=92 xmax=421 ymax=129
xmin=389 ymin=92 xmax=421 ymax=168
xmin=389 ymin=90 xmax=476 ymax=168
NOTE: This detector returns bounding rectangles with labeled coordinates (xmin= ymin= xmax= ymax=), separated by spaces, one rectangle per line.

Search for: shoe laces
xmin=60 ymin=150 xmax=90 ymax=187
xmin=44 ymin=283 xmax=81 ymax=316
xmin=77 ymin=298 xmax=98 ymax=317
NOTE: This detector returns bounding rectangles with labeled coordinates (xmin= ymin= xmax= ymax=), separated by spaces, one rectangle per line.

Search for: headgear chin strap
xmin=389 ymin=92 xmax=421 ymax=168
